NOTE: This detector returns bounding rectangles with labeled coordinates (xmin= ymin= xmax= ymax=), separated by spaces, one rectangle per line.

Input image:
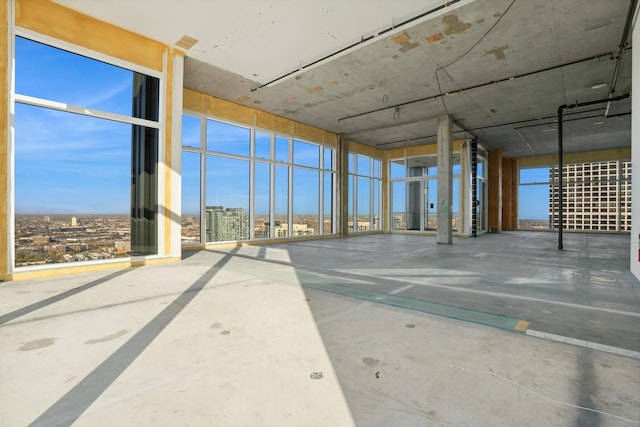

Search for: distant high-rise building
xmin=71 ymin=216 xmax=78 ymax=226
xmin=549 ymin=160 xmax=631 ymax=232
xmin=205 ymin=206 xmax=249 ymax=242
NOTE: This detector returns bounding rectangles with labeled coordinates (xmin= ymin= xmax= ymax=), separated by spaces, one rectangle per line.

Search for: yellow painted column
xmin=488 ymin=149 xmax=503 ymax=232
xmin=502 ymin=158 xmax=518 ymax=231
xmin=0 ymin=1 xmax=9 ymax=280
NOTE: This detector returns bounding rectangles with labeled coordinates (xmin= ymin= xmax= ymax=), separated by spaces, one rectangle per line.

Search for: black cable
xmin=438 ymin=0 xmax=517 ymax=70
xmin=434 ymin=70 xmax=450 ymax=116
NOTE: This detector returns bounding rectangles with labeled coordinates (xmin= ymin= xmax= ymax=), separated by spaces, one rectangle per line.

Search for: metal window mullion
xmin=249 ymin=129 xmax=255 ymax=240
xmin=269 ymin=134 xmax=275 ymax=239
xmin=200 ymin=118 xmax=207 ymax=244
xmin=15 ymin=94 xmax=160 ymax=129
xmin=369 ymin=157 xmax=374 ymax=230
xmin=288 ymin=139 xmax=293 ymax=237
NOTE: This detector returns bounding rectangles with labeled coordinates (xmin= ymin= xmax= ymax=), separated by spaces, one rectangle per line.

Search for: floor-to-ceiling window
xmin=519 ymin=160 xmax=631 ymax=232
xmin=389 ymin=155 xmax=461 ymax=232
xmin=181 ymin=114 xmax=336 ymax=244
xmin=348 ymin=154 xmax=382 ymax=232
xmin=13 ymin=35 xmax=161 ymax=267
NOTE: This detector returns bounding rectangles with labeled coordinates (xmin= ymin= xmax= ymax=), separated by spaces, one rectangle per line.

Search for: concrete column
xmin=337 ymin=135 xmax=350 ymax=237
xmin=437 ymin=115 xmax=452 ymax=244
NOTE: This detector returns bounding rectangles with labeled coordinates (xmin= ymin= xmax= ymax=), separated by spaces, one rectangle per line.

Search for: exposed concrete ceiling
xmin=54 ymin=0 xmax=634 ymax=158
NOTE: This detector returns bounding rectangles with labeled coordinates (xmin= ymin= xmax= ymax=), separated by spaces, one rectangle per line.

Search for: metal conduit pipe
xmin=556 ymin=92 xmax=630 ymax=250
xmin=605 ymin=0 xmax=638 ymax=116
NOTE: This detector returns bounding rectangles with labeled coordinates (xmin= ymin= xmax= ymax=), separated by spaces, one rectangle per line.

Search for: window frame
xmin=11 ymin=29 xmax=165 ymax=272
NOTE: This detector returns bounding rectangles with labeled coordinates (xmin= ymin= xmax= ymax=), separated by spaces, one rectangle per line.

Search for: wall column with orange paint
xmin=0 ymin=1 xmax=10 ymax=280
xmin=487 ymin=149 xmax=503 ymax=232
xmin=502 ymin=158 xmax=517 ymax=231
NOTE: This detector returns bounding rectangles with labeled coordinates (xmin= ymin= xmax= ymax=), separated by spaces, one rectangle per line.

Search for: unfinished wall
xmin=183 ymin=89 xmax=337 ymax=147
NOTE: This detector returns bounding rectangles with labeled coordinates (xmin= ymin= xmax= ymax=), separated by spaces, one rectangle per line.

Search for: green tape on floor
xmin=302 ymin=282 xmax=525 ymax=331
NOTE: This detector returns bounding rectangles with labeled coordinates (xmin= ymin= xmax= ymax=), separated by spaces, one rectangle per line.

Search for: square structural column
xmin=437 ymin=115 xmax=453 ymax=244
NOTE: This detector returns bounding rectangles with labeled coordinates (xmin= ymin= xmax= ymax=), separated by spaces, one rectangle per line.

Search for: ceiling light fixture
xmin=393 ymin=107 xmax=400 ymax=121
xmin=593 ymin=121 xmax=605 ymax=125
xmin=591 ymin=83 xmax=607 ymax=89
xmin=541 ymin=128 xmax=556 ymax=132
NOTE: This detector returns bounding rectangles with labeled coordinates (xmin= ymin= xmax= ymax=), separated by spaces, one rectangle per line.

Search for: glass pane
xmin=15 ymin=36 xmax=140 ymax=118
xmin=255 ymin=131 xmax=271 ymax=160
xmin=452 ymin=177 xmax=460 ymax=231
xmin=356 ymin=177 xmax=370 ymax=231
xmin=518 ymin=182 xmax=550 ymax=229
xmin=323 ymin=172 xmax=333 ymax=234
xmin=373 ymin=179 xmax=380 ymax=230
xmin=182 ymin=114 xmax=201 ymax=148
xmin=254 ymin=161 xmax=270 ymax=238
xmin=373 ymin=159 xmax=381 ymax=178
xmin=205 ymin=155 xmax=249 ymax=241
xmin=206 ymin=119 xmax=250 ymax=157
xmin=391 ymin=181 xmax=406 ymax=230
xmin=357 ymin=155 xmax=371 ymax=177
xmin=427 ymin=166 xmax=438 ymax=176
xmin=426 ymin=179 xmax=438 ymax=230
xmin=275 ymin=136 xmax=289 ymax=163
xmin=181 ymin=151 xmax=201 ymax=246
xmin=293 ymin=140 xmax=319 ymax=168
xmin=348 ymin=176 xmax=354 ymax=232
xmin=348 ymin=153 xmax=355 ymax=174
xmin=477 ymin=159 xmax=485 ymax=178
xmin=390 ymin=159 xmax=405 ymax=179
xmin=324 ymin=148 xmax=333 ymax=170
xmin=274 ymin=165 xmax=289 ymax=237
xmin=453 ymin=164 xmax=462 ymax=174
xmin=293 ymin=168 xmax=319 ymax=236
xmin=14 ymin=104 xmax=132 ymax=266
xmin=520 ymin=167 xmax=550 ymax=184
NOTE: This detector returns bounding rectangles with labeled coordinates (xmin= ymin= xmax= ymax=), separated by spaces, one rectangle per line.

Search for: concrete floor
xmin=0 ymin=232 xmax=639 ymax=426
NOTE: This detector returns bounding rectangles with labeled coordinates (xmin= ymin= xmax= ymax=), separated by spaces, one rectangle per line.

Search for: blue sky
xmin=519 ymin=167 xmax=551 ymax=220
xmin=15 ymin=36 xmax=134 ymax=214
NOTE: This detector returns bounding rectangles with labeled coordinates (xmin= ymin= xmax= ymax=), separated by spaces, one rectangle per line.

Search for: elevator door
xmin=424 ymin=178 xmax=437 ymax=230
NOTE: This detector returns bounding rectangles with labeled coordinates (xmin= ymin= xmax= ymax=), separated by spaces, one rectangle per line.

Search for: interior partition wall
xmin=181 ymin=113 xmax=336 ymax=245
